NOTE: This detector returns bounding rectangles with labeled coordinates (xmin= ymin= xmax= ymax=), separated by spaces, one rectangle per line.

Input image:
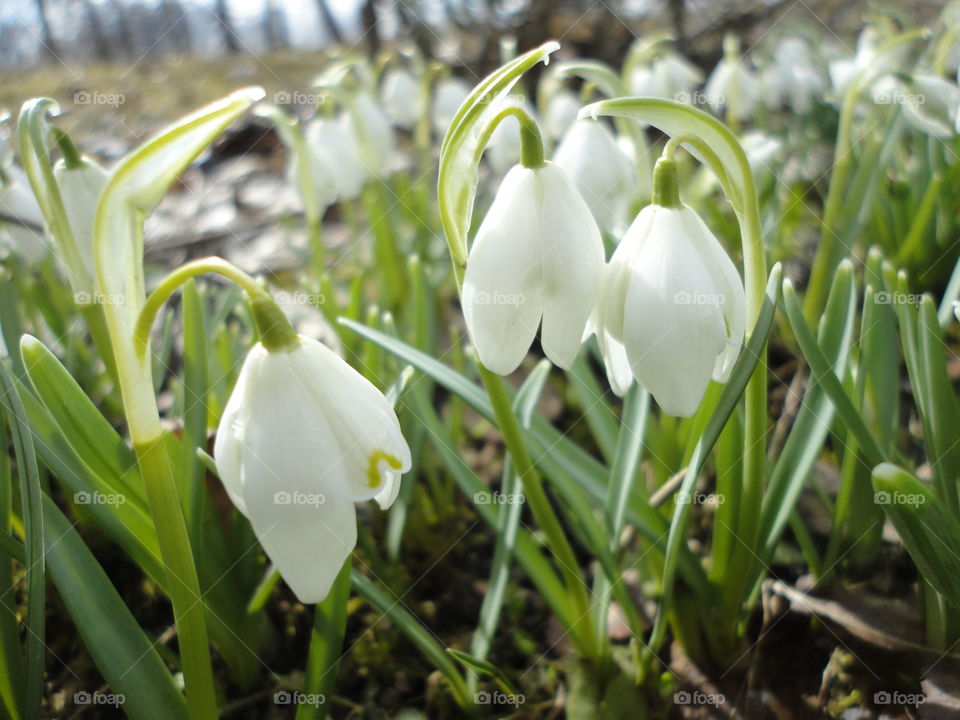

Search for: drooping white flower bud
xmin=54 ymin=156 xmax=109 ymax=292
xmin=432 ymin=77 xmax=471 ymax=135
xmin=553 ymin=119 xmax=636 ymax=234
xmin=597 ymin=158 xmax=745 ymax=416
xmin=343 ymin=93 xmax=395 ymax=178
xmin=381 ymin=68 xmax=423 ymax=130
xmin=462 ymin=161 xmax=604 ymax=374
xmin=0 ymin=166 xmax=47 ymax=264
xmin=705 ymin=35 xmax=758 ymax=122
xmin=215 ymin=325 xmax=411 ymax=603
xmin=542 ymin=89 xmax=582 ymax=142
xmin=629 ymin=52 xmax=703 ymax=102
xmin=305 ymin=117 xmax=367 ymax=202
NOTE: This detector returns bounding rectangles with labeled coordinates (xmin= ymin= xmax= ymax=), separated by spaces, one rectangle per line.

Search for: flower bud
xmin=381 ymin=68 xmax=422 ymax=129
xmin=54 ymin=157 xmax=109 ymax=291
xmin=553 ymin=119 xmax=636 ymax=234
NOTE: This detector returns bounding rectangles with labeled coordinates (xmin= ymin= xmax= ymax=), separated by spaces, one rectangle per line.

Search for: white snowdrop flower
xmin=432 ymin=77 xmax=471 ymax=135
xmin=462 ymin=161 xmax=604 ymax=374
xmin=761 ymin=37 xmax=824 ymax=114
xmin=0 ymin=166 xmax=47 ymax=264
xmin=343 ymin=93 xmax=395 ymax=178
xmin=305 ymin=117 xmax=367 ymax=201
xmin=704 ymin=35 xmax=758 ymax=122
xmin=900 ymin=75 xmax=960 ymax=138
xmin=542 ymin=89 xmax=582 ymax=142
xmin=53 ymin=156 xmax=109 ymax=291
xmin=597 ymin=158 xmax=745 ymax=416
xmin=381 ymin=68 xmax=422 ymax=130
xmin=553 ymin=119 xmax=636 ymax=234
xmin=215 ymin=314 xmax=411 ymax=604
xmin=630 ymin=52 xmax=704 ymax=101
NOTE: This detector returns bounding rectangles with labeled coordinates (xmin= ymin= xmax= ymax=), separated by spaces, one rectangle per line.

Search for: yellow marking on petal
xmin=367 ymin=449 xmax=403 ymax=488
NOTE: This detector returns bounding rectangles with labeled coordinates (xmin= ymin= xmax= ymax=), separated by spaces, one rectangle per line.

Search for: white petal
xmin=243 ymin=482 xmax=357 ymax=604
xmin=600 ymin=205 xmax=658 ymax=341
xmin=596 ymin=327 xmax=633 ymax=396
xmin=536 ymin=162 xmax=604 ymax=369
xmin=382 ymin=69 xmax=422 ymax=129
xmin=307 ymin=118 xmax=367 ymax=201
xmin=620 ymin=207 xmax=727 ymax=416
xmin=679 ymin=207 xmax=746 ymax=382
xmin=54 ymin=159 xmax=110 ymax=287
xmin=462 ymin=165 xmax=543 ymax=374
xmin=553 ymin=120 xmax=636 ymax=233
xmin=289 ymin=338 xmax=412 ymax=501
xmin=374 ymin=472 xmax=402 ymax=510
xmin=432 ymin=78 xmax=471 ymax=134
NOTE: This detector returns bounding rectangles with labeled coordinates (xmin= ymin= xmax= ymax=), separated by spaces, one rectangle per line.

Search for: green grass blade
xmin=0 ymin=359 xmax=45 ymax=720
xmin=759 ymin=260 xmax=857 ymax=566
xmin=297 ymin=561 xmax=351 ymax=720
xmin=20 ymin=335 xmax=145 ymax=505
xmin=872 ymin=464 xmax=960 ymax=609
xmin=0 ymin=404 xmax=24 ymax=720
xmin=781 ymin=280 xmax=884 ymax=467
xmin=41 ymin=495 xmax=188 ymax=719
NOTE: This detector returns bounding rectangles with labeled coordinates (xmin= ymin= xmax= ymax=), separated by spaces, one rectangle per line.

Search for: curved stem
xmin=135 ymin=258 xmax=265 ymax=358
xmin=135 ymin=257 xmax=297 ymax=358
xmin=476 ymin=106 xmax=544 ymax=169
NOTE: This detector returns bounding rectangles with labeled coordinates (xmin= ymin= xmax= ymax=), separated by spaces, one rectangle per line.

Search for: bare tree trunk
xmin=84 ymin=0 xmax=113 ymax=61
xmin=362 ymin=0 xmax=379 ymax=54
xmin=160 ymin=0 xmax=191 ymax=55
xmin=112 ymin=0 xmax=136 ymax=59
xmin=262 ymin=0 xmax=288 ymax=50
xmin=396 ymin=1 xmax=433 ymax=57
xmin=33 ymin=0 xmax=59 ymax=60
xmin=215 ymin=0 xmax=240 ymax=52
xmin=315 ymin=0 xmax=343 ymax=44
xmin=669 ymin=0 xmax=687 ymax=45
